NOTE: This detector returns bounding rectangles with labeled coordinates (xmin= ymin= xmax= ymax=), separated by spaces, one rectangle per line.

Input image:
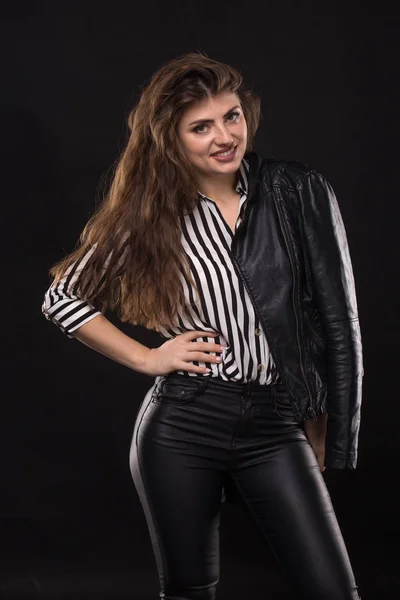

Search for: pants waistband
xmin=164 ymin=372 xmax=285 ymax=398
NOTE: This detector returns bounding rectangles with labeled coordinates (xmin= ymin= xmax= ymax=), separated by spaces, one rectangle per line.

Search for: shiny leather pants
xmin=129 ymin=373 xmax=361 ymax=600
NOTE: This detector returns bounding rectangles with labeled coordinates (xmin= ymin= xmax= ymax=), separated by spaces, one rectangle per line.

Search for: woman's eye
xmin=227 ymin=111 xmax=240 ymax=122
xmin=194 ymin=124 xmax=207 ymax=133
xmin=193 ymin=111 xmax=240 ymax=134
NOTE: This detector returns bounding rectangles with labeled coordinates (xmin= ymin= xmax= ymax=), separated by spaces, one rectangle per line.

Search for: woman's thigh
xmin=231 ymin=398 xmax=360 ymax=600
xmin=129 ymin=381 xmax=223 ymax=599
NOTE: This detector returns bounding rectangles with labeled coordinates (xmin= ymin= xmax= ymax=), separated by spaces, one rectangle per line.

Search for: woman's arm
xmin=42 ymin=233 xmax=152 ymax=372
xmin=42 ymin=240 xmax=151 ymax=372
xmin=42 ymin=245 xmax=102 ymax=338
xmin=71 ymin=313 xmax=151 ymax=374
xmin=42 ymin=237 xmax=129 ymax=338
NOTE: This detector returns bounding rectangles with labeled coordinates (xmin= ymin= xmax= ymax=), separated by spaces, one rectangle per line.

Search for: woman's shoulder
xmin=246 ymin=151 xmax=316 ymax=189
xmin=262 ymin=156 xmax=315 ymax=189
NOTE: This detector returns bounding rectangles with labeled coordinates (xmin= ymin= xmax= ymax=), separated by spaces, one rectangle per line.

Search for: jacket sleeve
xmin=42 ymin=245 xmax=102 ymax=339
xmin=297 ymin=169 xmax=364 ymax=469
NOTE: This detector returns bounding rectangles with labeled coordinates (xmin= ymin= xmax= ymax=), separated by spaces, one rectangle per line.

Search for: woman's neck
xmin=197 ymin=171 xmax=239 ymax=203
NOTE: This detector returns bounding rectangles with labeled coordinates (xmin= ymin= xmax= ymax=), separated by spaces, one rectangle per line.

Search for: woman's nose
xmin=213 ymin=125 xmax=234 ymax=145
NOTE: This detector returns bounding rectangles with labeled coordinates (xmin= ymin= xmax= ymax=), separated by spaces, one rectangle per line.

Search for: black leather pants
xmin=129 ymin=373 xmax=361 ymax=600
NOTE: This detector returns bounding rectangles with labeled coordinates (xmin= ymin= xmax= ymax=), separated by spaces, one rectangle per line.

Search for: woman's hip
xmin=131 ymin=373 xmax=305 ymax=457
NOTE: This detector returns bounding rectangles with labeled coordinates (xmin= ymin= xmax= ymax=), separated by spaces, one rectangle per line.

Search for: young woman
xmin=42 ymin=52 xmax=363 ymax=599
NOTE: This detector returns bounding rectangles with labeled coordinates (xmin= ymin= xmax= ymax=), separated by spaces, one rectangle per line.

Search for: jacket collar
xmin=243 ymin=150 xmax=263 ymax=205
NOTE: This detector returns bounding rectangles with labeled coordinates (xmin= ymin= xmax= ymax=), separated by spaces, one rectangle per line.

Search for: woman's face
xmin=177 ymin=91 xmax=248 ymax=181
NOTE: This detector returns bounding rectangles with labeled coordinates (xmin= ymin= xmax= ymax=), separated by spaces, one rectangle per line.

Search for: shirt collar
xmin=197 ymin=155 xmax=249 ymax=201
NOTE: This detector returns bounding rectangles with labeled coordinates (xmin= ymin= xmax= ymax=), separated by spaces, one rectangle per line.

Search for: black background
xmin=1 ymin=1 xmax=399 ymax=598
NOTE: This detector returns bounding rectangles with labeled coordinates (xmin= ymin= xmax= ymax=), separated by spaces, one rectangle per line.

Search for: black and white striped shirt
xmin=42 ymin=156 xmax=282 ymax=385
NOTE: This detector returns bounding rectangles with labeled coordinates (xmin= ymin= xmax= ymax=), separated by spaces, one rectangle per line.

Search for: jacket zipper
xmin=303 ymin=310 xmax=325 ymax=349
xmin=271 ymin=194 xmax=317 ymax=421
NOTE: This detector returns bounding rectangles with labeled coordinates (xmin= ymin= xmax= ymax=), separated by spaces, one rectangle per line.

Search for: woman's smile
xmin=211 ymin=144 xmax=238 ymax=162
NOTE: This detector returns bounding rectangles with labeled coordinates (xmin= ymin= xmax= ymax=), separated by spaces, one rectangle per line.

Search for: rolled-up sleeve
xmin=42 ymin=245 xmax=102 ymax=339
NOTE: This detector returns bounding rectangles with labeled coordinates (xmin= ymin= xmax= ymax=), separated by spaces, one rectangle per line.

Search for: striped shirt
xmin=42 ymin=155 xmax=282 ymax=385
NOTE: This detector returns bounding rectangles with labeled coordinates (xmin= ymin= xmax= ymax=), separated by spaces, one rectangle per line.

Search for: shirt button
xmin=255 ymin=328 xmax=262 ymax=336
xmin=257 ymin=364 xmax=265 ymax=372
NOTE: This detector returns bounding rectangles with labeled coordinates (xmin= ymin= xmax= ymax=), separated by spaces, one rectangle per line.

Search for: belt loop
xmin=245 ymin=380 xmax=251 ymax=400
xmin=271 ymin=383 xmax=276 ymax=404
xmin=199 ymin=373 xmax=211 ymax=394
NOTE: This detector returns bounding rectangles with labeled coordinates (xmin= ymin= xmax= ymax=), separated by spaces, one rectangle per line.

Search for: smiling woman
xmin=42 ymin=51 xmax=362 ymax=600
xmin=44 ymin=52 xmax=261 ymax=335
xmin=177 ymin=92 xmax=248 ymax=203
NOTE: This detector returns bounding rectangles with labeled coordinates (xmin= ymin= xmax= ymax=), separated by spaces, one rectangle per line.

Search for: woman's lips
xmin=211 ymin=145 xmax=238 ymax=162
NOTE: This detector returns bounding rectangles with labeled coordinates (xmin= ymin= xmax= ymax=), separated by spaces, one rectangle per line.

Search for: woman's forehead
xmin=180 ymin=92 xmax=241 ymax=122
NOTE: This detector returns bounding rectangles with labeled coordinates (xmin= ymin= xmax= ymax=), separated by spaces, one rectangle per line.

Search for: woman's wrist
xmin=131 ymin=345 xmax=152 ymax=374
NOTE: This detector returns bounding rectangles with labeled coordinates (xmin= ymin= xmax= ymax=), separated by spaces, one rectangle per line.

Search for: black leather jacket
xmin=229 ymin=151 xmax=364 ymax=473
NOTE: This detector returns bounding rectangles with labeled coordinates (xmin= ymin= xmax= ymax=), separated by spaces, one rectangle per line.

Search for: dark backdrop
xmin=1 ymin=1 xmax=399 ymax=598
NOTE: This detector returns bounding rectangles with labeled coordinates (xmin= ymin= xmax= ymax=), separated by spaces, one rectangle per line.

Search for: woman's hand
xmin=142 ymin=330 xmax=224 ymax=377
xmin=303 ymin=412 xmax=328 ymax=473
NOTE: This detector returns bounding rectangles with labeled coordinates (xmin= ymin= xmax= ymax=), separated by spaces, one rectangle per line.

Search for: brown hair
xmin=48 ymin=51 xmax=261 ymax=332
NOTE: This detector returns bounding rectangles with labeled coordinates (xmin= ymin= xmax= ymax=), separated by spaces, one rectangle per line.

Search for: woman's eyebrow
xmin=188 ymin=105 xmax=241 ymax=126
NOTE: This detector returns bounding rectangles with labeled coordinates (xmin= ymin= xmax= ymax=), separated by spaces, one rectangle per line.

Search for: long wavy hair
xmin=48 ymin=51 xmax=261 ymax=332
